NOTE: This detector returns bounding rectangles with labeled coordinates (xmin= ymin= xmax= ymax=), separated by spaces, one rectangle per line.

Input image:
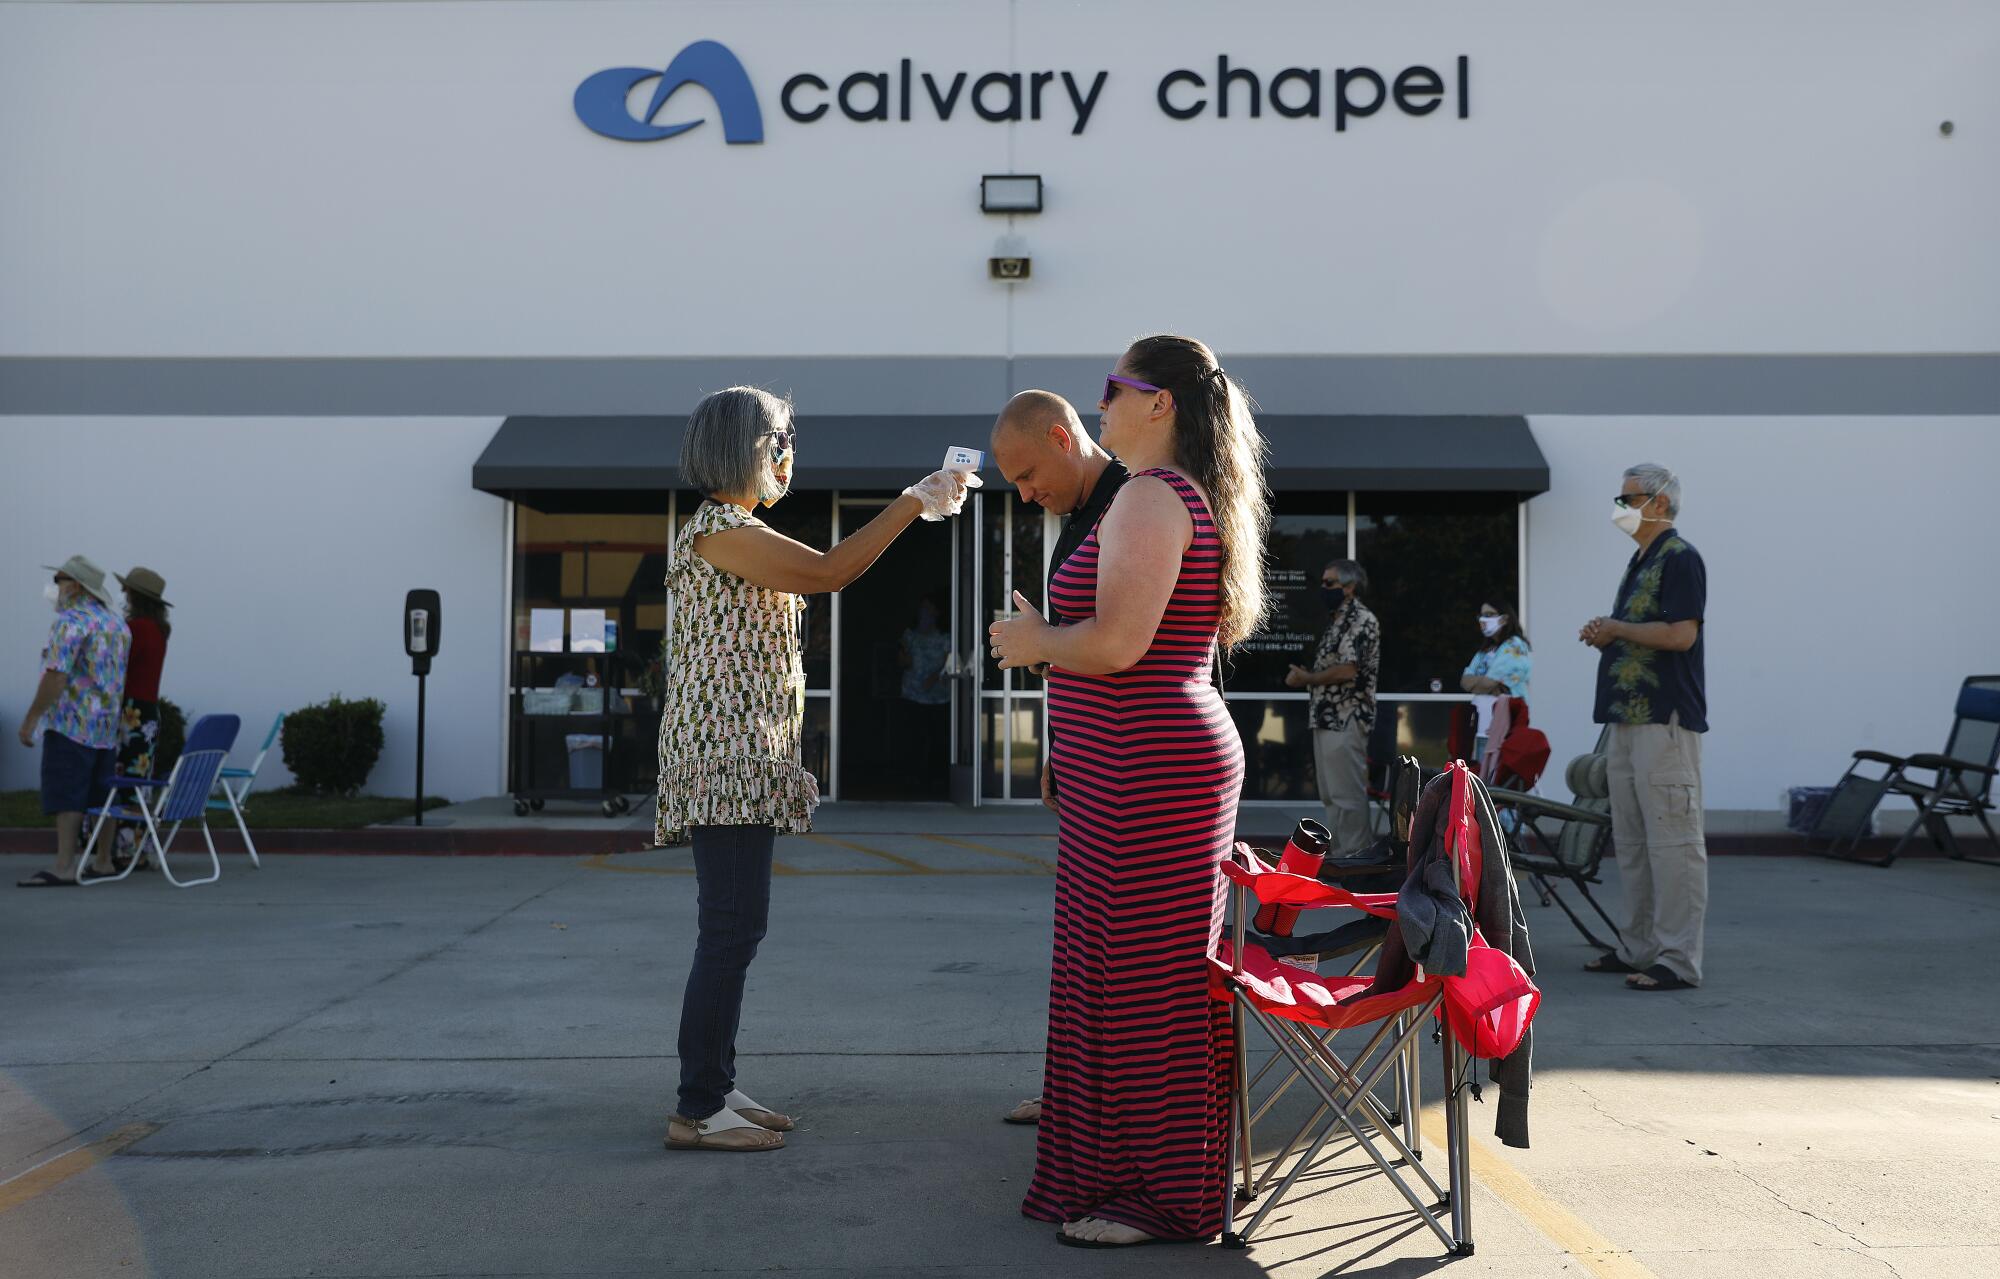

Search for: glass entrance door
xmin=972 ymin=491 xmax=1060 ymax=804
xmin=832 ymin=495 xmax=954 ymax=800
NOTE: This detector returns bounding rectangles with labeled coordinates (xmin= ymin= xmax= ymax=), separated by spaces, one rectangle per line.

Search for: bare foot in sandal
xmin=725 ymin=1089 xmax=794 ymax=1132
xmin=1058 ymin=1217 xmax=1157 ymax=1248
xmin=664 ymin=1106 xmax=785 ymax=1152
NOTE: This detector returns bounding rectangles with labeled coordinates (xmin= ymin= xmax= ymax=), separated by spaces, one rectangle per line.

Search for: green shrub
xmin=155 ymin=699 xmax=186 ymax=777
xmin=280 ymin=695 xmax=386 ymax=796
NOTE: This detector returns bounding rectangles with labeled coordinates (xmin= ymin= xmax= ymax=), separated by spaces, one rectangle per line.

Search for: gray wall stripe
xmin=2 ymin=354 xmax=1995 ymax=416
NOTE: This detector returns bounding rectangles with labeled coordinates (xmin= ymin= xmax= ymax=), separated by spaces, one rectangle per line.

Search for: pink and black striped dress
xmin=1022 ymin=468 xmax=1240 ymax=1240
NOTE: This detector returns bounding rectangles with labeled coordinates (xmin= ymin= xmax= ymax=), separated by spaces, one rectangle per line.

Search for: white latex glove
xmin=903 ymin=469 xmax=978 ymax=521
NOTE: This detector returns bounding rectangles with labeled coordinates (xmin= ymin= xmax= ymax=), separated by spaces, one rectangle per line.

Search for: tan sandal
xmin=1003 ymin=1097 xmax=1042 ymax=1125
xmin=665 ymin=1106 xmax=785 ymax=1152
xmin=725 ymin=1088 xmax=794 ymax=1132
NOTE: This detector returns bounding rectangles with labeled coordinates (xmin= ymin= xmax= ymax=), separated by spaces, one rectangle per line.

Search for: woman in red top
xmin=114 ymin=569 xmax=172 ymax=863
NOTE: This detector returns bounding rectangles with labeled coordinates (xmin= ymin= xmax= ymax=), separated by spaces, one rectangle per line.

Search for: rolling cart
xmin=508 ymin=655 xmax=636 ymax=819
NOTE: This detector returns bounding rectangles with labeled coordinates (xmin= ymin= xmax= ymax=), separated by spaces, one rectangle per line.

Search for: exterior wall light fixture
xmin=980 ymin=174 xmax=1044 ymax=214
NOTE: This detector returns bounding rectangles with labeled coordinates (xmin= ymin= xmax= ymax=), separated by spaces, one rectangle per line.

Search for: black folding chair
xmin=1809 ymin=675 xmax=2000 ymax=868
xmin=1489 ymin=733 xmax=1623 ymax=951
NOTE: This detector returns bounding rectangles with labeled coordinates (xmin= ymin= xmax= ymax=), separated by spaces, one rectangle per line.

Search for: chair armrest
xmin=1852 ymin=749 xmax=1907 ymax=767
xmin=1488 ymin=788 xmax=1611 ymax=826
xmin=1319 ymin=852 xmax=1404 ymax=880
xmin=112 ymin=775 xmax=169 ymax=788
xmin=218 ymin=767 xmax=253 ymax=778
xmin=1903 ymin=753 xmax=1997 ymax=778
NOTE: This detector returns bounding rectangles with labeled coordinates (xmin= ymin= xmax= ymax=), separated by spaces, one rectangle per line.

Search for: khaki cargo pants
xmin=1313 ymin=724 xmax=1372 ymax=856
xmin=1607 ymin=714 xmax=1708 ymax=985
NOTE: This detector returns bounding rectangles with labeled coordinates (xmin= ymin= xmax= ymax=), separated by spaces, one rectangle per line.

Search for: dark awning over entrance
xmin=472 ymin=414 xmax=1547 ymax=503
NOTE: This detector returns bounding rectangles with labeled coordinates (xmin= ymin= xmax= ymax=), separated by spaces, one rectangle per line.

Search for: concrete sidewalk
xmin=2 ymin=842 xmax=1997 ymax=1278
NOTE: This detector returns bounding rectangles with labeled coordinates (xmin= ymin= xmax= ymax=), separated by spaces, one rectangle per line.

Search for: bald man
xmin=992 ymin=388 xmax=1129 ymax=584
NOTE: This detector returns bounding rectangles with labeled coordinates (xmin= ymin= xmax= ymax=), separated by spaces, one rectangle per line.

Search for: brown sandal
xmin=664 ymin=1107 xmax=785 ymax=1152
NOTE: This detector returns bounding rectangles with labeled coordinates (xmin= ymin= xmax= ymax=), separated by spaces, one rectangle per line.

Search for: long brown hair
xmin=127 ymin=591 xmax=172 ymax=640
xmin=1122 ymin=334 xmax=1271 ymax=648
xmin=1482 ymin=597 xmax=1528 ymax=650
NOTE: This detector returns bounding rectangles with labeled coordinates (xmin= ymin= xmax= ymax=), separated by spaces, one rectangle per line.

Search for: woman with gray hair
xmin=659 ymin=385 xmax=971 ymax=1153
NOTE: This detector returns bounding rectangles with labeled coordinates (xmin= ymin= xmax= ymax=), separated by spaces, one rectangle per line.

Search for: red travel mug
xmin=1253 ymin=819 xmax=1332 ymax=936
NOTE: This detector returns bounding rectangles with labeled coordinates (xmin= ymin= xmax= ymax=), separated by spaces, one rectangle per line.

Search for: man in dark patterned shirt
xmin=1288 ymin=559 xmax=1380 ymax=854
xmin=1582 ymin=463 xmax=1709 ymax=992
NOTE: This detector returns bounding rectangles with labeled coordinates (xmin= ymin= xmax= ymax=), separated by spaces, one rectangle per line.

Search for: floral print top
xmin=40 ymin=596 xmax=131 ymax=750
xmin=1594 ymin=529 xmax=1708 ymax=732
xmin=1465 ymin=635 xmax=1533 ymax=701
xmin=654 ymin=501 xmax=820 ymax=845
xmin=1308 ymin=597 xmax=1381 ymax=732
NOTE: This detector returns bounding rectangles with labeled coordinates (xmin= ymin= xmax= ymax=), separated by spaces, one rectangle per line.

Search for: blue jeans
xmin=675 ymin=824 xmax=775 ymax=1121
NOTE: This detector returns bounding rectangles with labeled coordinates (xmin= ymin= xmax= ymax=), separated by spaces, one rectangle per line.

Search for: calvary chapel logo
xmin=574 ymin=38 xmax=1474 ymax=145
xmin=573 ymin=40 xmax=765 ymax=143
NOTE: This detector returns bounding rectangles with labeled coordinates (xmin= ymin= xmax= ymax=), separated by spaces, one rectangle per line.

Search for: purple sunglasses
xmin=1102 ymin=373 xmax=1162 ymax=405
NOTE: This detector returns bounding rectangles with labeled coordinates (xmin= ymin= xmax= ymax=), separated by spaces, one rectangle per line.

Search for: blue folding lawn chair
xmin=82 ymin=714 xmax=241 ymax=888
xmin=210 ymin=711 xmax=283 ymax=867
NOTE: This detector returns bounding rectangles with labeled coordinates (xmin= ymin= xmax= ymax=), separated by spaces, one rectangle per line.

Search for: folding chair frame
xmin=210 ymin=711 xmax=283 ymax=868
xmin=1810 ymin=677 xmax=2000 ymax=869
xmin=82 ymin=771 xmax=224 ymax=888
xmin=79 ymin=718 xmax=239 ymax=889
xmin=1217 ymin=862 xmax=1475 ymax=1256
xmin=1810 ymin=752 xmax=2000 ymax=869
xmin=1490 ymin=789 xmax=1623 ymax=951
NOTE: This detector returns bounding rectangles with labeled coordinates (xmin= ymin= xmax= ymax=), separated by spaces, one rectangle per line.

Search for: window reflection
xmin=1232 ymin=495 xmax=1347 ymax=692
xmin=1354 ymin=492 xmax=1518 ymax=695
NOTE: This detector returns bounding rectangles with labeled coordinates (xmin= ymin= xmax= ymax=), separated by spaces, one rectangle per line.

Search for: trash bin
xmin=566 ymin=734 xmax=604 ymax=790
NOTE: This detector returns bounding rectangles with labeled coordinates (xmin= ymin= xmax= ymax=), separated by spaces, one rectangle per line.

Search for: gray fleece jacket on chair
xmin=1362 ymin=769 xmax=1538 ymax=1148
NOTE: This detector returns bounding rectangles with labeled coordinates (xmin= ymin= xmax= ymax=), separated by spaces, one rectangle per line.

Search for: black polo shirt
xmin=1593 ymin=528 xmax=1708 ymax=733
xmin=1048 ymin=457 xmax=1130 ymax=612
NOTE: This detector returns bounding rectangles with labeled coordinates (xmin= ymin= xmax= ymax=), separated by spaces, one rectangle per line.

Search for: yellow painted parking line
xmin=0 ymin=1123 xmax=159 ymax=1216
xmin=800 ymin=833 xmax=932 ymax=870
xmin=1421 ymin=1112 xmax=1658 ymax=1279
xmin=921 ymin=834 xmax=1058 ymax=872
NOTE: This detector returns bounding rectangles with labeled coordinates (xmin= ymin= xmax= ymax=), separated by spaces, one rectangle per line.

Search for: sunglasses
xmin=1612 ymin=491 xmax=1657 ymax=509
xmin=766 ymin=427 xmax=796 ymax=457
xmin=1103 ymin=373 xmax=1163 ymax=405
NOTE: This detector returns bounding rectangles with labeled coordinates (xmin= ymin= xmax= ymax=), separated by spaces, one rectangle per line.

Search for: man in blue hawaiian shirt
xmin=16 ymin=555 xmax=131 ymax=887
xmin=1580 ymin=465 xmax=1708 ymax=991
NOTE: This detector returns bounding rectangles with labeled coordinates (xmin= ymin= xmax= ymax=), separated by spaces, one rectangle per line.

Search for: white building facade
xmin=3 ymin=1 xmax=1995 ymax=823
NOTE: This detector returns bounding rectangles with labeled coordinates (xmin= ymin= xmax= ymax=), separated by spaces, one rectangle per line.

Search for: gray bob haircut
xmin=1624 ymin=462 xmax=1682 ymax=516
xmin=679 ymin=386 xmax=793 ymax=496
xmin=1325 ymin=559 xmax=1369 ymax=595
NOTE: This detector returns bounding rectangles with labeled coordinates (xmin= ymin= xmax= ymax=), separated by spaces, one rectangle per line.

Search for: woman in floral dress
xmin=656 ymin=386 xmax=971 ymax=1152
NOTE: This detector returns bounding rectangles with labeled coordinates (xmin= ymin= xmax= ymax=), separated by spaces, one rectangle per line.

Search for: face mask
xmin=1612 ymin=502 xmax=1645 ymax=535
xmin=1478 ymin=615 xmax=1502 ymax=638
xmin=1321 ymin=588 xmax=1346 ymax=610
xmin=44 ymin=581 xmax=64 ymax=611
xmin=756 ymin=455 xmax=791 ymax=508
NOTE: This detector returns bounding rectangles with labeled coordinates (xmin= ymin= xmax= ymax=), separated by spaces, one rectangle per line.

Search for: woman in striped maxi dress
xmin=989 ymin=335 xmax=1271 ymax=1247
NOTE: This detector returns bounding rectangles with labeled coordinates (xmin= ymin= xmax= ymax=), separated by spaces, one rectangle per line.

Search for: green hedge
xmin=280 ymin=695 xmax=386 ymax=796
xmin=155 ymin=699 xmax=186 ymax=777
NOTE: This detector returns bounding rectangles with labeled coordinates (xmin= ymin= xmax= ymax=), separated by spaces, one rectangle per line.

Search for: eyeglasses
xmin=1103 ymin=373 xmax=1163 ymax=405
xmin=766 ymin=427 xmax=796 ymax=457
xmin=1612 ymin=491 xmax=1657 ymax=509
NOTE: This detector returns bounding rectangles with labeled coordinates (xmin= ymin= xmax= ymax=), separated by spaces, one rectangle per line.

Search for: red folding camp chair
xmin=1211 ymin=761 xmax=1541 ymax=1256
